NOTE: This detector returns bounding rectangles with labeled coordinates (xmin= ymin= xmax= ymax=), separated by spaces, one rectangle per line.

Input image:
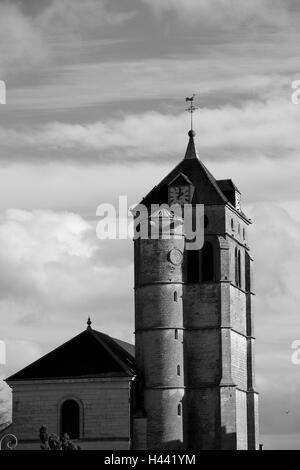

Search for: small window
xmin=235 ymin=247 xmax=238 ymax=285
xmin=231 ymin=218 xmax=235 ymax=231
xmin=235 ymin=247 xmax=242 ymax=288
xmin=177 ymin=365 xmax=180 ymax=376
xmin=237 ymin=250 xmax=241 ymax=288
xmin=178 ymin=403 xmax=182 ymax=416
xmin=175 ymin=329 xmax=178 ymax=340
xmin=174 ymin=291 xmax=178 ymax=302
xmin=243 ymin=228 xmax=246 ymax=240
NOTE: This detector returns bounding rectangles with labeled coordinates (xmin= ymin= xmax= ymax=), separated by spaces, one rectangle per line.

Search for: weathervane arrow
xmin=185 ymin=93 xmax=198 ymax=131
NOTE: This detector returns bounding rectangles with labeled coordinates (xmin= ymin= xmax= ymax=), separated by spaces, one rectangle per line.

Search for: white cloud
xmin=141 ymin=0 xmax=295 ymax=29
xmin=0 ymin=0 xmax=299 ymax=448
xmin=262 ymin=434 xmax=300 ymax=450
xmin=0 ymin=0 xmax=136 ymax=78
xmin=0 ymin=209 xmax=98 ymax=302
xmin=2 ymin=340 xmax=42 ymax=378
xmin=1 ymin=98 xmax=300 ymax=163
xmin=0 ymin=209 xmax=94 ymax=264
xmin=0 ymin=3 xmax=49 ymax=77
xmin=245 ymin=202 xmax=300 ymax=440
xmin=8 ymin=55 xmax=290 ymax=111
xmin=0 ymin=340 xmax=42 ymax=425
xmin=36 ymin=0 xmax=136 ymax=41
xmin=0 ymin=208 xmax=134 ymax=359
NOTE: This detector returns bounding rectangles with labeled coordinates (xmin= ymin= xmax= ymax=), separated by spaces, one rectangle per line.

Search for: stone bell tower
xmin=133 ymin=122 xmax=259 ymax=450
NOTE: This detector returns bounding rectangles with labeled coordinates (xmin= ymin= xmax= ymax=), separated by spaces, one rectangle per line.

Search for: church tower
xmin=133 ymin=108 xmax=259 ymax=450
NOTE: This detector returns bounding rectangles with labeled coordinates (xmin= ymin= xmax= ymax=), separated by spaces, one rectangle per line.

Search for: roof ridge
xmin=5 ymin=330 xmax=87 ymax=381
xmin=184 ymin=130 xmax=227 ymax=201
xmin=140 ymin=135 xmax=228 ymax=205
xmin=6 ymin=328 xmax=136 ymax=382
xmin=195 ymin=158 xmax=228 ymax=202
xmin=89 ymin=330 xmax=134 ymax=375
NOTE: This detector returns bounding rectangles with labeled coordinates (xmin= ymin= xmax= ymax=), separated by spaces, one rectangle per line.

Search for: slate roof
xmin=141 ymin=132 xmax=228 ymax=207
xmin=217 ymin=179 xmax=241 ymax=194
xmin=6 ymin=328 xmax=136 ymax=382
xmin=140 ymin=132 xmax=251 ymax=223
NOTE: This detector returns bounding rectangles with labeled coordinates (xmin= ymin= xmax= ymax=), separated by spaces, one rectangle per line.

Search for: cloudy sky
xmin=0 ymin=0 xmax=300 ymax=449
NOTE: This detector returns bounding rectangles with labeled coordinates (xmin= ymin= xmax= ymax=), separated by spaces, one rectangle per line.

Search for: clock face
xmin=169 ymin=185 xmax=190 ymax=205
xmin=168 ymin=248 xmax=183 ymax=266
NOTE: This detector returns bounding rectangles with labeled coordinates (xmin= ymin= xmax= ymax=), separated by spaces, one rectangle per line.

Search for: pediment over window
xmin=168 ymin=173 xmax=193 ymax=187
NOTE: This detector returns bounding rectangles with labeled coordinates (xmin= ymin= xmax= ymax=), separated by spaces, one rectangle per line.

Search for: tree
xmin=39 ymin=426 xmax=81 ymax=451
xmin=0 ymin=381 xmax=11 ymax=432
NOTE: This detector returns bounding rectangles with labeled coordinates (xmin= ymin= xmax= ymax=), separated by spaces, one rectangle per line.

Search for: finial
xmin=185 ymin=94 xmax=198 ymax=134
xmin=87 ymin=317 xmax=92 ymax=330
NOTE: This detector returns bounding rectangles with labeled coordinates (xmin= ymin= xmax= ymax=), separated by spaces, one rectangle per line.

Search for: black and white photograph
xmin=0 ymin=0 xmax=300 ymax=453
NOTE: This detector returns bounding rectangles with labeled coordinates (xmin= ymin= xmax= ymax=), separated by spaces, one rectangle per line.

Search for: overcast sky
xmin=1 ymin=0 xmax=300 ymax=450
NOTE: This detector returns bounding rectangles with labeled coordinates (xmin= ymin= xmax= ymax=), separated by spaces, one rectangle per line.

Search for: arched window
xmin=186 ymin=249 xmax=200 ymax=283
xmin=178 ymin=403 xmax=182 ymax=416
xmin=174 ymin=291 xmax=178 ymax=302
xmin=175 ymin=329 xmax=178 ymax=340
xmin=61 ymin=399 xmax=80 ymax=439
xmin=231 ymin=218 xmax=234 ymax=231
xmin=177 ymin=365 xmax=181 ymax=376
xmin=201 ymin=241 xmax=214 ymax=282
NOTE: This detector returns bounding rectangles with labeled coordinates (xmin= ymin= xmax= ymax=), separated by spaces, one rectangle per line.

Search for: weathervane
xmin=185 ymin=93 xmax=198 ymax=132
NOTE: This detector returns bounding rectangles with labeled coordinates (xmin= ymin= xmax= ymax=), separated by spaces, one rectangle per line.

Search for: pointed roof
xmin=6 ymin=327 xmax=136 ymax=382
xmin=184 ymin=130 xmax=199 ymax=160
xmin=141 ymin=130 xmax=228 ymax=207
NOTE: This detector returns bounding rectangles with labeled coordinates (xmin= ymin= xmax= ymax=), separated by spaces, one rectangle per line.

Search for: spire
xmin=184 ymin=129 xmax=199 ymax=159
xmin=184 ymin=94 xmax=199 ymax=159
xmin=87 ymin=316 xmax=92 ymax=330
